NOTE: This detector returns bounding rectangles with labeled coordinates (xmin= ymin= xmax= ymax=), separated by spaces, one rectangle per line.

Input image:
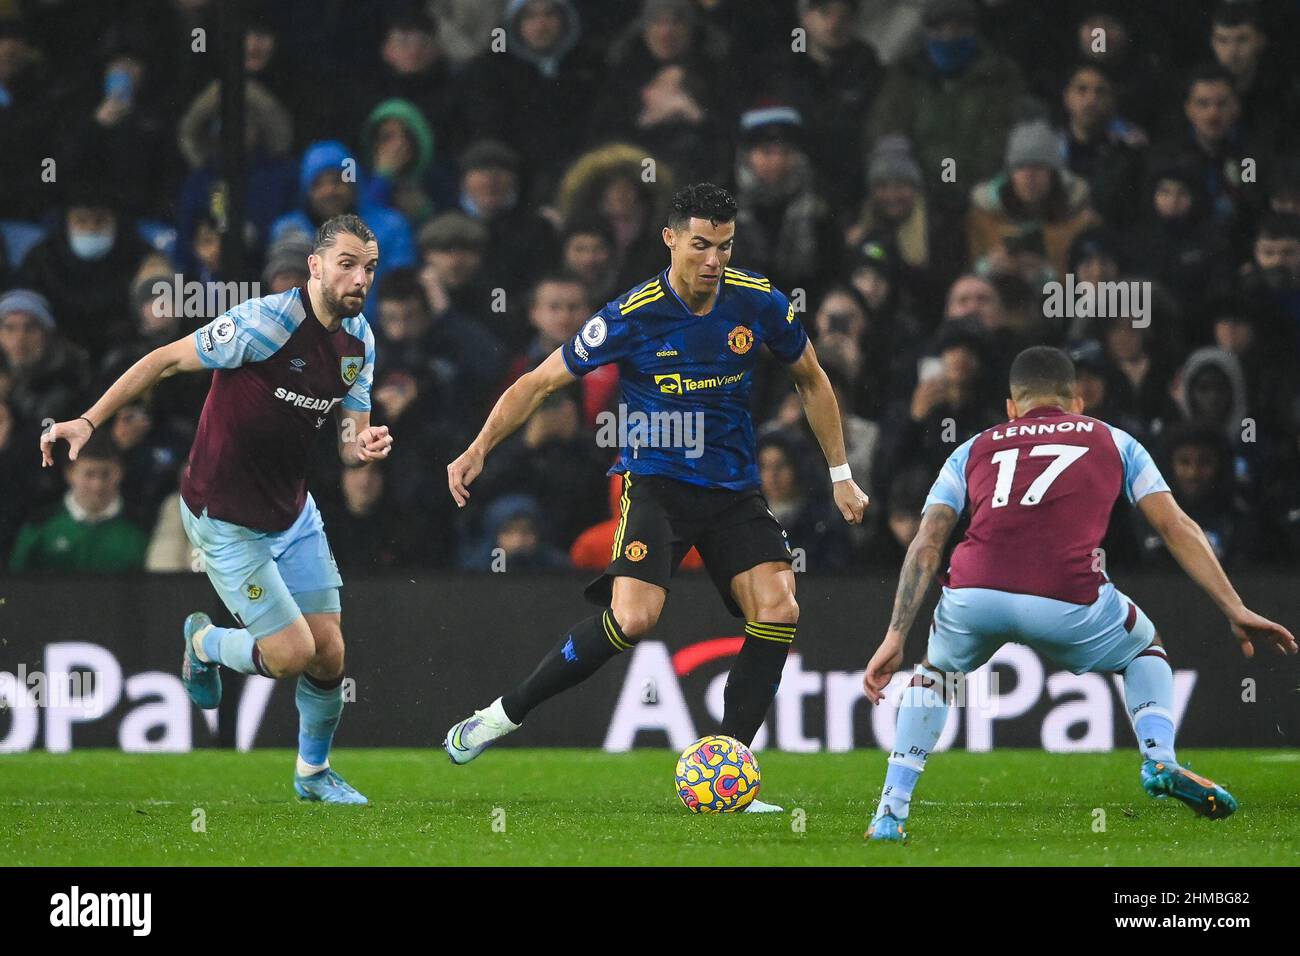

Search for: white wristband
xmin=829 ymin=463 xmax=852 ymax=483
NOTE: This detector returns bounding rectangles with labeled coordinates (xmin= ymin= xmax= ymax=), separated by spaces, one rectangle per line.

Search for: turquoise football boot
xmin=181 ymin=612 xmax=222 ymax=709
xmin=866 ymin=807 xmax=908 ymax=842
xmin=1141 ymin=759 xmax=1237 ymax=820
xmin=294 ymin=768 xmax=369 ymax=805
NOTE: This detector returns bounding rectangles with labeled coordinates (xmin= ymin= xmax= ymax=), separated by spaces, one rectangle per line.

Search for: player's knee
xmin=609 ymin=603 xmax=659 ymax=640
xmin=755 ymin=592 xmax=799 ymax=626
xmin=306 ymin=616 xmax=345 ymax=679
xmin=257 ymin=624 xmax=316 ymax=678
xmin=309 ymin=636 xmax=345 ymax=680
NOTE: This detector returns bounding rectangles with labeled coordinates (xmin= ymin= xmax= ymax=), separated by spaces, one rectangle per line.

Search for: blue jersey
xmin=561 ymin=267 xmax=808 ymax=490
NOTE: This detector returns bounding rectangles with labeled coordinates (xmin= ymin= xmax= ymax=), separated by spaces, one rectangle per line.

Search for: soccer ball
xmin=674 ymin=734 xmax=761 ymax=813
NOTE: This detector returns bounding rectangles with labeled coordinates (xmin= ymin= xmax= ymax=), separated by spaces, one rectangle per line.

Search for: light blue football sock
xmin=200 ymin=626 xmax=259 ymax=675
xmin=877 ymin=671 xmax=949 ymax=821
xmin=296 ymin=674 xmax=344 ymax=771
xmin=1123 ymin=651 xmax=1177 ymax=764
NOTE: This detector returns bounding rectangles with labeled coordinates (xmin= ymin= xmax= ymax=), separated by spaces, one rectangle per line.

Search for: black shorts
xmin=583 ymin=472 xmax=793 ymax=618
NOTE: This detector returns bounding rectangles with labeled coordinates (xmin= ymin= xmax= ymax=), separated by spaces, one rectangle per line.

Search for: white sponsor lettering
xmin=271 ymin=388 xmax=343 ymax=414
xmin=603 ymin=642 xmax=1196 ymax=753
xmin=992 ymin=420 xmax=1094 ymax=440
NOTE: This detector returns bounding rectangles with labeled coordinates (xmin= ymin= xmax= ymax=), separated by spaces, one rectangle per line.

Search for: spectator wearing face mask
xmin=867 ymin=0 xmax=1027 ymax=206
xmin=19 ymin=185 xmax=161 ymax=355
xmin=9 ymin=432 xmax=148 ymax=573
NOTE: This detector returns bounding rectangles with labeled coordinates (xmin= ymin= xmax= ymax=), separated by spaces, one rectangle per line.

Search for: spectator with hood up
xmin=268 ymin=138 xmax=416 ymax=287
xmin=461 ymin=0 xmax=591 ymax=191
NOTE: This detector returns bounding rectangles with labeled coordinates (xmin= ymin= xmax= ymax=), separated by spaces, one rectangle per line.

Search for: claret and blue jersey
xmin=924 ymin=405 xmax=1171 ymax=605
xmin=182 ymin=287 xmax=375 ymax=533
xmin=561 ymin=267 xmax=808 ymax=491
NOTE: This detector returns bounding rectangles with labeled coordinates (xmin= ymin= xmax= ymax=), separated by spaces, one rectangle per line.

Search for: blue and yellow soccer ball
xmin=674 ymin=734 xmax=761 ymax=813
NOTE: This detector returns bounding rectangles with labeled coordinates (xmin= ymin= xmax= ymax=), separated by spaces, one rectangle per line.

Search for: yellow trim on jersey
xmin=603 ymin=609 xmax=632 ymax=651
xmin=723 ymin=269 xmax=772 ymax=292
xmin=611 ymin=474 xmax=632 ymax=559
xmin=619 ymin=281 xmax=664 ymax=314
xmin=620 ymin=290 xmax=665 ymax=314
xmin=725 ymin=267 xmax=769 ymax=284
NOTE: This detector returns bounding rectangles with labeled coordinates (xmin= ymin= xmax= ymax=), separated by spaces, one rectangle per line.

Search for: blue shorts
xmin=926 ymin=582 xmax=1156 ymax=675
xmin=180 ymin=494 xmax=342 ymax=639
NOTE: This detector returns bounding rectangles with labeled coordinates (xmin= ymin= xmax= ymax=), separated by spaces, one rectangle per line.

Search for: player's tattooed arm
xmin=39 ymin=336 xmax=204 ymax=467
xmin=865 ymin=503 xmax=958 ymax=703
xmin=887 ymin=503 xmax=959 ymax=636
xmin=447 ymin=347 xmax=576 ymax=507
xmin=1139 ymin=491 xmax=1297 ymax=658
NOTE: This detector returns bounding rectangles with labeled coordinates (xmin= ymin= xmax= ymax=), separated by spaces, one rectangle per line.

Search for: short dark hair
xmin=375 ymin=266 xmax=427 ymax=308
xmin=1256 ymin=211 xmax=1300 ymax=243
xmin=1009 ymin=346 xmax=1076 ymax=402
xmin=1211 ymin=0 xmax=1264 ymax=31
xmin=72 ymin=431 xmax=122 ymax=466
xmin=314 ymin=214 xmax=377 ymax=254
xmin=668 ymin=183 xmax=738 ymax=231
xmin=528 ymin=271 xmax=588 ymax=309
xmin=1184 ymin=63 xmax=1237 ymax=101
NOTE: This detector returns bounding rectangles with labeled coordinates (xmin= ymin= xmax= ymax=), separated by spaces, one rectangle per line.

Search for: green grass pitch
xmin=1 ymin=749 xmax=1296 ymax=866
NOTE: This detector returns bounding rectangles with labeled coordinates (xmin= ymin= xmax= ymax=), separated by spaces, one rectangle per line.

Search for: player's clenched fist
xmin=39 ymin=416 xmax=95 ymax=468
xmin=833 ymin=478 xmax=869 ymax=525
xmin=447 ymin=447 xmax=484 ymax=508
xmin=355 ymin=424 xmax=393 ymax=462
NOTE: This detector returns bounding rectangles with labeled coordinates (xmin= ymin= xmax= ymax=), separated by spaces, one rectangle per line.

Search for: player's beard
xmin=323 ymin=283 xmax=366 ymax=318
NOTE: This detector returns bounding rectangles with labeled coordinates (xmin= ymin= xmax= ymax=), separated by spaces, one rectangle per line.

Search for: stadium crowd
xmin=3 ymin=0 xmax=1300 ymax=575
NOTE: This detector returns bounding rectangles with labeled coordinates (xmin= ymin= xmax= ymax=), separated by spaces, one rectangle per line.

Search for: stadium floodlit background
xmin=0 ymin=0 xmax=1298 ymax=869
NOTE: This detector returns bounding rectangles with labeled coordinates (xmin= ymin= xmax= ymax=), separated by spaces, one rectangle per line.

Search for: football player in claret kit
xmin=40 ymin=214 xmax=393 ymax=804
xmin=444 ymin=184 xmax=870 ymax=810
xmin=862 ymin=346 xmax=1297 ymax=841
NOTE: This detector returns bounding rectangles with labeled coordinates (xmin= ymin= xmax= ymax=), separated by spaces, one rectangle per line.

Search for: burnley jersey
xmin=924 ymin=405 xmax=1169 ymax=605
xmin=560 ymin=267 xmax=808 ymax=490
xmin=180 ymin=287 xmax=375 ymax=532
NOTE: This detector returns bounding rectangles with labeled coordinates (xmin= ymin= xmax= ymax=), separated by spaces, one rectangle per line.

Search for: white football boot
xmin=443 ymin=697 xmax=521 ymax=765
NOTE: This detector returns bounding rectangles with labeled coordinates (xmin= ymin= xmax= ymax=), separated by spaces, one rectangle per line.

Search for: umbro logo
xmin=290 ymin=358 xmax=306 ymax=372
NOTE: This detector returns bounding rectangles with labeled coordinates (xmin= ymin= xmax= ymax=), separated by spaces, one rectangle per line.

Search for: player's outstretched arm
xmin=787 ymin=341 xmax=869 ymax=524
xmin=338 ymin=408 xmax=392 ymax=466
xmin=447 ymin=347 xmax=576 ymax=507
xmin=1139 ymin=491 xmax=1297 ymax=658
xmin=39 ymin=336 xmax=204 ymax=467
xmin=864 ymin=503 xmax=960 ymax=703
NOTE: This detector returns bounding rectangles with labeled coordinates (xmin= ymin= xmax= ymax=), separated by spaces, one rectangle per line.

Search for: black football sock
xmin=501 ymin=609 xmax=633 ymax=723
xmin=720 ymin=622 xmax=796 ymax=746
